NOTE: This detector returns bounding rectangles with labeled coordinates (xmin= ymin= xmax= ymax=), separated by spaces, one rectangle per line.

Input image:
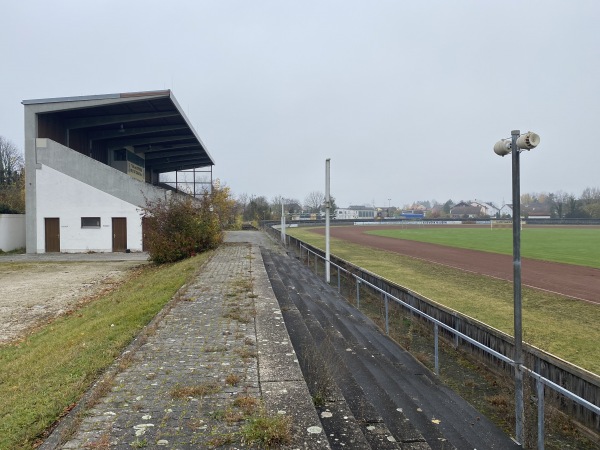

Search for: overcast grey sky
xmin=2 ymin=1 xmax=599 ymax=208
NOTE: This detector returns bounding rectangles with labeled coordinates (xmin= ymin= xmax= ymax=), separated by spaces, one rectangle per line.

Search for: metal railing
xmin=297 ymin=240 xmax=600 ymax=450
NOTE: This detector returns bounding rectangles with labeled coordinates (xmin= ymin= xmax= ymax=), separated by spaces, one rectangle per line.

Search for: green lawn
xmin=365 ymin=227 xmax=600 ymax=269
xmin=286 ymin=227 xmax=600 ymax=374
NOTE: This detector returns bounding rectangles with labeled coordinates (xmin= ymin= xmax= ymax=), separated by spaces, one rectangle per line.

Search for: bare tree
xmin=550 ymin=190 xmax=570 ymax=218
xmin=0 ymin=137 xmax=24 ymax=186
xmin=0 ymin=137 xmax=25 ymax=213
xmin=304 ymin=191 xmax=325 ymax=213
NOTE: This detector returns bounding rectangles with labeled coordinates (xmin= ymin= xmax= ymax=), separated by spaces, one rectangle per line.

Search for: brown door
xmin=44 ymin=218 xmax=60 ymax=252
xmin=112 ymin=217 xmax=127 ymax=252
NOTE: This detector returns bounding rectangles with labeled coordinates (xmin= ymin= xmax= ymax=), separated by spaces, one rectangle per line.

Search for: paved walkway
xmin=42 ymin=232 xmax=325 ymax=449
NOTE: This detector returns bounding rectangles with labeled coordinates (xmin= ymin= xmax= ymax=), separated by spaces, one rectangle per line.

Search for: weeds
xmin=83 ymin=433 xmax=110 ymax=449
xmin=312 ymin=392 xmax=326 ymax=408
xmin=235 ymin=346 xmax=258 ymax=359
xmin=241 ymin=414 xmax=292 ymax=447
xmin=207 ymin=434 xmax=237 ymax=447
xmin=170 ymin=382 xmax=221 ymax=399
xmin=129 ymin=438 xmax=148 ymax=448
xmin=223 ymin=308 xmax=254 ymax=324
xmin=225 ymin=373 xmax=242 ymax=386
xmin=233 ymin=396 xmax=260 ymax=415
xmin=204 ymin=345 xmax=227 ymax=353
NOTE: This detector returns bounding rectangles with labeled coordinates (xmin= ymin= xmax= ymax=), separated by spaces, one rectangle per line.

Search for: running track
xmin=311 ymin=225 xmax=600 ymax=304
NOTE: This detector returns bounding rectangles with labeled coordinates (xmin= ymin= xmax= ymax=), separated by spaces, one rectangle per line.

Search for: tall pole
xmin=281 ymin=203 xmax=286 ymax=245
xmin=325 ymin=158 xmax=331 ymax=283
xmin=511 ymin=129 xmax=524 ymax=445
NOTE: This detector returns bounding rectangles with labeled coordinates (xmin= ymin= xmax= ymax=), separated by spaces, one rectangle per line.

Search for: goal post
xmin=490 ymin=219 xmax=522 ymax=230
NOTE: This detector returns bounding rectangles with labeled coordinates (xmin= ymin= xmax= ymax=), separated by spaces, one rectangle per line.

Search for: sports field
xmin=286 ymin=225 xmax=600 ymax=373
xmin=366 ymin=226 xmax=600 ymax=269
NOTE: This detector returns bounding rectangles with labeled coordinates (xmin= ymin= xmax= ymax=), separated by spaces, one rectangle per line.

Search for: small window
xmin=114 ymin=149 xmax=126 ymax=161
xmin=81 ymin=217 xmax=101 ymax=228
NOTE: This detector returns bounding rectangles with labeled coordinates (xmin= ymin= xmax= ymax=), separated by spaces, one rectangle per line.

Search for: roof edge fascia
xmin=22 ymin=90 xmax=171 ymax=106
xmin=168 ymin=91 xmax=215 ymax=166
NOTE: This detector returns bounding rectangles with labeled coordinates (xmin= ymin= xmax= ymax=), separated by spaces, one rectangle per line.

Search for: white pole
xmin=281 ymin=203 xmax=286 ymax=245
xmin=325 ymin=158 xmax=331 ymax=283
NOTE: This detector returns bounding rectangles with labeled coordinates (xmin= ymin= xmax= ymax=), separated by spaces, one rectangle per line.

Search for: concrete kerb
xmin=251 ymin=244 xmax=330 ymax=449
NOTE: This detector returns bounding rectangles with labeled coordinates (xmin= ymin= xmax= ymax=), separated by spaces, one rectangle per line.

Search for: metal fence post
xmin=454 ymin=316 xmax=460 ymax=348
xmin=538 ymin=379 xmax=545 ymax=450
xmin=434 ymin=323 xmax=439 ymax=375
xmin=356 ymin=278 xmax=360 ymax=308
xmin=337 ymin=267 xmax=341 ymax=293
xmin=384 ymin=293 xmax=389 ymax=335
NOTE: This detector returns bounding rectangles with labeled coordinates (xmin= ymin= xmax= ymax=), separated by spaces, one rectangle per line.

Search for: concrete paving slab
xmin=41 ymin=232 xmax=328 ymax=449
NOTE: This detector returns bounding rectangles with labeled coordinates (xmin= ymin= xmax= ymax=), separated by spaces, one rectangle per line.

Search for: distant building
xmin=471 ymin=200 xmax=500 ymax=217
xmin=450 ymin=200 xmax=500 ymax=218
xmin=335 ymin=206 xmax=376 ymax=220
xmin=499 ymin=204 xmax=513 ymax=217
xmin=523 ymin=202 xmax=551 ymax=219
xmin=450 ymin=203 xmax=483 ymax=218
xmin=400 ymin=211 xmax=425 ymax=219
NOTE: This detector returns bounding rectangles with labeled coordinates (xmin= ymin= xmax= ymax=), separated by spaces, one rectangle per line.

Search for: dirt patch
xmin=312 ymin=225 xmax=600 ymax=304
xmin=0 ymin=260 xmax=145 ymax=344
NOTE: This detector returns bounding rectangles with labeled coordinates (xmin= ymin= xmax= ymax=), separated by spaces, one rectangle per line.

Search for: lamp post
xmin=494 ymin=130 xmax=540 ymax=446
xmin=325 ymin=158 xmax=331 ymax=283
xmin=281 ymin=202 xmax=286 ymax=245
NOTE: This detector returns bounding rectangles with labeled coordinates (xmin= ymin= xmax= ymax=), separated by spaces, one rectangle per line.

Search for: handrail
xmin=295 ymin=239 xmax=600 ymax=448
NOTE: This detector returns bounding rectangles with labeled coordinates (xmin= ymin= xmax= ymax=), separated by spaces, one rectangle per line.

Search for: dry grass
xmin=207 ymin=434 xmax=237 ymax=447
xmin=241 ymin=414 xmax=292 ymax=447
xmin=204 ymin=345 xmax=227 ymax=353
xmin=225 ymin=373 xmax=242 ymax=386
xmin=83 ymin=433 xmax=111 ymax=449
xmin=235 ymin=346 xmax=258 ymax=359
xmin=233 ymin=395 xmax=260 ymax=415
xmin=170 ymin=382 xmax=221 ymax=399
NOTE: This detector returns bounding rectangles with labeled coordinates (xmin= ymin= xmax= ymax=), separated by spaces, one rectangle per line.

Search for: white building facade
xmin=335 ymin=206 xmax=376 ymax=220
xmin=23 ymin=91 xmax=214 ymax=254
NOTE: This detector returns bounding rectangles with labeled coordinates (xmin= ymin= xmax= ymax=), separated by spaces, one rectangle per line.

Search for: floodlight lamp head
xmin=493 ymin=139 xmax=511 ymax=157
xmin=516 ymin=131 xmax=540 ymax=150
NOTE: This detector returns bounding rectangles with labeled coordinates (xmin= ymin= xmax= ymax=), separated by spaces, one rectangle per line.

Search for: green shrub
xmin=142 ymin=185 xmax=235 ymax=263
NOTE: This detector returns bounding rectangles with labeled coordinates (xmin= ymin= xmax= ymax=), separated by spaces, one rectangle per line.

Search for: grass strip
xmin=288 ymin=228 xmax=600 ymax=374
xmin=0 ymin=252 xmax=211 ymax=450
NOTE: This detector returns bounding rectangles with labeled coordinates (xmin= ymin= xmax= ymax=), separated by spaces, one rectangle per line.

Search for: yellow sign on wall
xmin=127 ymin=162 xmax=145 ymax=181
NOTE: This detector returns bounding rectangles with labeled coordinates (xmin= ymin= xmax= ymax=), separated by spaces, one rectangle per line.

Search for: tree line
xmin=519 ymin=189 xmax=600 ymax=219
xmin=406 ymin=189 xmax=600 ymax=219
xmin=236 ymin=191 xmax=338 ymax=222
xmin=0 ymin=137 xmax=25 ymax=214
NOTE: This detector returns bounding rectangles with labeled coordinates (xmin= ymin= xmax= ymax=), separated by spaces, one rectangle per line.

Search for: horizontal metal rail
xmin=299 ymin=243 xmax=514 ymax=365
xmin=297 ymin=241 xmax=600 ymax=448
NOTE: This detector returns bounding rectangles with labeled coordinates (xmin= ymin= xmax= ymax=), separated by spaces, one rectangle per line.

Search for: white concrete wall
xmin=36 ymin=166 xmax=143 ymax=253
xmin=0 ymin=214 xmax=25 ymax=251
